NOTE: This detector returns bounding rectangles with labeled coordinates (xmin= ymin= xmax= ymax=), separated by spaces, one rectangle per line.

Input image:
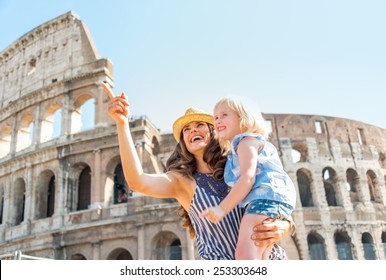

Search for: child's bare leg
xmin=235 ymin=213 xmax=269 ymax=260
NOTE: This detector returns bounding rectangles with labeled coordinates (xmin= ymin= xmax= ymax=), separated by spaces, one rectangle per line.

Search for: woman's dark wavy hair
xmin=166 ymin=123 xmax=227 ymax=239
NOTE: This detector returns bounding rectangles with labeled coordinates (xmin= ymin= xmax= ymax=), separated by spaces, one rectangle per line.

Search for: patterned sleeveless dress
xmin=188 ymin=172 xmax=288 ymax=260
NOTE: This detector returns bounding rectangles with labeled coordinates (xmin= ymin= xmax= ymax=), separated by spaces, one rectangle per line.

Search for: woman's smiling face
xmin=182 ymin=121 xmax=211 ymax=154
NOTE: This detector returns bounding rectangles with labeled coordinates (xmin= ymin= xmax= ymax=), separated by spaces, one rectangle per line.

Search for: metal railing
xmin=0 ymin=250 xmax=53 ymax=260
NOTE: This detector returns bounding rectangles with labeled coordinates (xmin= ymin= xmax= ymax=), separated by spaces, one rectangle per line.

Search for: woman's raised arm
xmin=101 ymin=82 xmax=179 ymax=199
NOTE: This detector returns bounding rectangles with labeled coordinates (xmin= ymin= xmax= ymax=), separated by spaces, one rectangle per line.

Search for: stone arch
xmin=307 ymin=232 xmax=326 ymax=259
xmin=382 ymin=232 xmax=386 ymax=258
xmin=334 ymin=231 xmax=353 ymax=260
xmin=151 ymin=231 xmax=182 ymax=260
xmin=322 ymin=167 xmax=338 ymax=206
xmin=366 ymin=170 xmax=381 ymax=203
xmin=104 ymin=155 xmax=121 ymax=205
xmin=346 ymin=168 xmax=361 ymax=203
xmin=107 ymin=248 xmax=133 ymax=260
xmin=296 ymin=168 xmax=314 ymax=207
xmin=379 ymin=151 xmax=386 ymax=169
xmin=77 ymin=165 xmax=92 ymax=211
xmin=80 ymin=98 xmax=95 ymax=131
xmin=40 ymin=103 xmax=62 ymax=142
xmin=291 ymin=149 xmax=301 ymax=163
xmin=0 ymin=123 xmax=12 ymax=158
xmin=113 ymin=163 xmax=130 ymax=204
xmin=35 ymin=170 xmax=56 ymax=219
xmin=69 ymin=253 xmax=87 ymax=260
xmin=71 ymin=93 xmax=95 ymax=133
xmin=152 ymin=136 xmax=160 ymax=156
xmin=362 ymin=232 xmax=376 ymax=260
xmin=291 ymin=142 xmax=308 ymax=163
xmin=169 ymin=239 xmax=182 ymax=260
xmin=16 ymin=113 xmax=34 ymax=152
xmin=68 ymin=162 xmax=93 ymax=212
xmin=52 ymin=109 xmax=62 ymax=139
xmin=12 ymin=178 xmax=26 ymax=226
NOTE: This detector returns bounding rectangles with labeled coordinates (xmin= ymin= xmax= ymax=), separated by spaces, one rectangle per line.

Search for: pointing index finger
xmin=100 ymin=82 xmax=115 ymax=100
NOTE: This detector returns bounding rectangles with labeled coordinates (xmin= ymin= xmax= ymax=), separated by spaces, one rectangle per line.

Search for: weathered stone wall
xmin=264 ymin=113 xmax=386 ymax=260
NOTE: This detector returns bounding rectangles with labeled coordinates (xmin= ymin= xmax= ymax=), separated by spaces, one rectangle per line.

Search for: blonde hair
xmin=214 ymin=96 xmax=268 ymax=151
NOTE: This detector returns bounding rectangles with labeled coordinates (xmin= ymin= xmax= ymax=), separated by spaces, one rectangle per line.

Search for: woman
xmin=101 ymin=82 xmax=293 ymax=259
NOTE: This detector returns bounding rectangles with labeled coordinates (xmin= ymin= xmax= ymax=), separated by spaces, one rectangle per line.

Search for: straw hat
xmin=172 ymin=108 xmax=213 ymax=142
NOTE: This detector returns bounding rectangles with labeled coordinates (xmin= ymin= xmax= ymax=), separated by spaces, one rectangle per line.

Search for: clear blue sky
xmin=1 ymin=0 xmax=386 ymax=132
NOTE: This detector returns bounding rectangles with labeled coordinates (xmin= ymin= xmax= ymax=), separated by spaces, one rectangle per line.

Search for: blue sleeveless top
xmin=189 ymin=172 xmax=241 ymax=259
xmin=224 ymin=133 xmax=296 ymax=209
xmin=189 ymin=172 xmax=288 ymax=260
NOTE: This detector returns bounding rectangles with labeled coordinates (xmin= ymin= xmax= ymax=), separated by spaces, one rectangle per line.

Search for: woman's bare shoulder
xmin=166 ymin=171 xmax=196 ymax=210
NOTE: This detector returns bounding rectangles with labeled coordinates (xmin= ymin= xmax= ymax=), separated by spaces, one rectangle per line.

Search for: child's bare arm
xmin=201 ymin=137 xmax=261 ymax=223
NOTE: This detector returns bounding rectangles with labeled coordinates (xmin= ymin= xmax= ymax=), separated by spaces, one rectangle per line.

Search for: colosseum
xmin=0 ymin=11 xmax=385 ymax=260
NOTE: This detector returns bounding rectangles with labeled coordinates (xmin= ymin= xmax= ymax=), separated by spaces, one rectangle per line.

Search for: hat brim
xmin=173 ymin=113 xmax=213 ymax=142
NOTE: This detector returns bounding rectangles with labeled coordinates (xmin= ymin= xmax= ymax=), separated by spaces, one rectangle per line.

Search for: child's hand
xmin=101 ymin=82 xmax=130 ymax=125
xmin=200 ymin=206 xmax=226 ymax=224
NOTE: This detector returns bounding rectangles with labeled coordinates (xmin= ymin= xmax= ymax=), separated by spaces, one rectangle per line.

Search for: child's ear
xmin=240 ymin=120 xmax=247 ymax=132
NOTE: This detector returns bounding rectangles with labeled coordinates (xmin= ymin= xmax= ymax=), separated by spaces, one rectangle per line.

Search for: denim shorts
xmin=244 ymin=199 xmax=293 ymax=220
